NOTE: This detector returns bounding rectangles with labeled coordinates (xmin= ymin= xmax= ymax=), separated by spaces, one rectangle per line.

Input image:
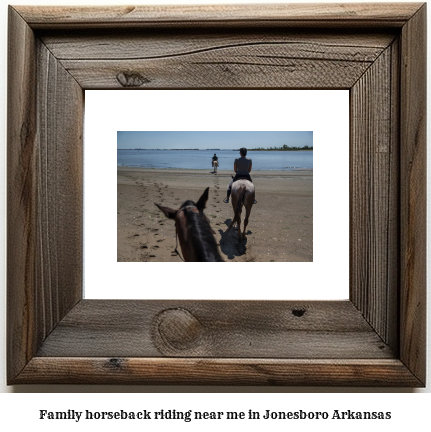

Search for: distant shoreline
xmin=117 ymin=166 xmax=313 ymax=172
xmin=117 ymin=167 xmax=313 ymax=175
xmin=118 ymin=149 xmax=313 ymax=171
xmin=117 ymin=149 xmax=313 ymax=151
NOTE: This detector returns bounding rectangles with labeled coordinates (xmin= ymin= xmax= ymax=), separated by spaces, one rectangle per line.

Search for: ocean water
xmin=117 ymin=150 xmax=313 ymax=171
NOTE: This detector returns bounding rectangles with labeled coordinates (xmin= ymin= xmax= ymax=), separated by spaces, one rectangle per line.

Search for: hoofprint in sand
xmin=117 ymin=168 xmax=312 ymax=262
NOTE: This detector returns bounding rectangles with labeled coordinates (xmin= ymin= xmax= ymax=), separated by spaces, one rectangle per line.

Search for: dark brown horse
xmin=226 ymin=180 xmax=255 ymax=241
xmin=156 ymin=187 xmax=223 ymax=262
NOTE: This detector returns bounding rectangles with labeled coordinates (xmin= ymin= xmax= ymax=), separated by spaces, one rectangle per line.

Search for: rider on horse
xmin=223 ymin=147 xmax=257 ymax=204
xmin=212 ymin=153 xmax=218 ymax=167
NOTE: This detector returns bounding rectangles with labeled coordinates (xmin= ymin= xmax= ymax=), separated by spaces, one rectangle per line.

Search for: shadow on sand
xmin=218 ymin=219 xmax=252 ymax=260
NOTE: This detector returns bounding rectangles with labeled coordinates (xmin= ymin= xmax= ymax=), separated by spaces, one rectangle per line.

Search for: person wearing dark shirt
xmin=223 ymin=147 xmax=257 ymax=204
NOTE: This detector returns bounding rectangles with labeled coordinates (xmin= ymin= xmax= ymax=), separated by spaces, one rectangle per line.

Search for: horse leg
xmin=243 ymin=204 xmax=252 ymax=241
xmin=226 ymin=195 xmax=237 ymax=233
xmin=237 ymin=207 xmax=242 ymax=240
xmin=226 ymin=219 xmax=234 ymax=233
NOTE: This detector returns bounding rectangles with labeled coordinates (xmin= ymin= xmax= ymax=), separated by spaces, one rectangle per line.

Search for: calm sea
xmin=117 ymin=150 xmax=313 ymax=171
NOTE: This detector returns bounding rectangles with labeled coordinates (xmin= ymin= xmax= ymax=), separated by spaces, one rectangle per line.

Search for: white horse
xmin=212 ymin=160 xmax=218 ymax=173
xmin=226 ymin=180 xmax=255 ymax=241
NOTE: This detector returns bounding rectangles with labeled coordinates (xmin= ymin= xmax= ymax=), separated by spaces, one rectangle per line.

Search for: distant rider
xmin=212 ymin=153 xmax=218 ymax=167
xmin=223 ymin=147 xmax=257 ymax=204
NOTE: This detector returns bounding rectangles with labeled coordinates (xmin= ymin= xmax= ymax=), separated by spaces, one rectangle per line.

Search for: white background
xmin=85 ymin=90 xmax=349 ymax=300
xmin=0 ymin=0 xmax=429 ymax=426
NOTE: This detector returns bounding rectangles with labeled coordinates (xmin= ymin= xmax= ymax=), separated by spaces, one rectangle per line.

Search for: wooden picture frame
xmin=7 ymin=3 xmax=426 ymax=386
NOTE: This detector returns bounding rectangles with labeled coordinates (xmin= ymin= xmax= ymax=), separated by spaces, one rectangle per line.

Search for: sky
xmin=117 ymin=131 xmax=313 ymax=150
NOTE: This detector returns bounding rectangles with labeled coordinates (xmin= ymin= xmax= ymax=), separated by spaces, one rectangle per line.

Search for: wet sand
xmin=117 ymin=168 xmax=312 ymax=262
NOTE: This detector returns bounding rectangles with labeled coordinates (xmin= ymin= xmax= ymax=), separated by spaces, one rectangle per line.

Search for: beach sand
xmin=117 ymin=168 xmax=312 ymax=262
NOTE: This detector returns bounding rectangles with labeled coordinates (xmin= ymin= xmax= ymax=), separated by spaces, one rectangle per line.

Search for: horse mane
xmin=181 ymin=200 xmax=223 ymax=262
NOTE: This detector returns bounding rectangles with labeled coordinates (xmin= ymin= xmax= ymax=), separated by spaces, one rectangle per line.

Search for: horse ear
xmin=155 ymin=203 xmax=178 ymax=219
xmin=196 ymin=187 xmax=209 ymax=211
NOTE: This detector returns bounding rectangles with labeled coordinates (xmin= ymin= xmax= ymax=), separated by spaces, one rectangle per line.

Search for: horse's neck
xmin=188 ymin=219 xmax=221 ymax=262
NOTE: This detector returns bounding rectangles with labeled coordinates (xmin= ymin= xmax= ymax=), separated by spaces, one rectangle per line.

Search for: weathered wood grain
xmin=350 ymin=44 xmax=399 ymax=348
xmin=58 ymin=42 xmax=388 ymax=89
xmin=15 ymin=358 xmax=423 ymax=386
xmin=60 ymin=56 xmax=370 ymax=89
xmin=399 ymin=3 xmax=427 ymax=385
xmin=16 ymin=3 xmax=423 ymax=29
xmin=36 ymin=300 xmax=394 ymax=359
xmin=35 ymin=40 xmax=84 ymax=336
xmin=7 ymin=6 xmax=83 ymax=383
xmin=7 ymin=6 xmax=38 ymax=382
xmin=41 ymin=31 xmax=395 ymax=60
xmin=40 ymin=30 xmax=395 ymax=89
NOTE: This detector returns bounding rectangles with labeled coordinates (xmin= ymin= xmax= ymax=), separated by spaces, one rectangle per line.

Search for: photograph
xmin=117 ymin=131 xmax=313 ymax=262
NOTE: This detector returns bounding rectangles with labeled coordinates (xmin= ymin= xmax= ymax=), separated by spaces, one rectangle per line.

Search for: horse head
xmin=155 ymin=188 xmax=222 ymax=262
